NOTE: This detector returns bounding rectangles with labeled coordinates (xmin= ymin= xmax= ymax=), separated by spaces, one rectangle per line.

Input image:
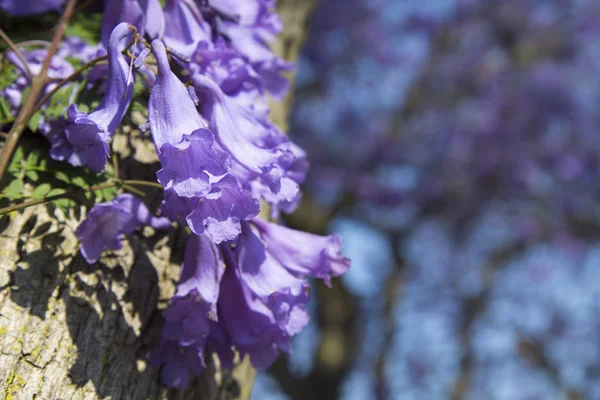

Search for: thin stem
xmin=33 ymin=56 xmax=108 ymax=112
xmin=0 ymin=117 xmax=16 ymax=125
xmin=112 ymin=154 xmax=120 ymax=180
xmin=121 ymin=184 xmax=146 ymax=197
xmin=122 ymin=179 xmax=164 ymax=189
xmin=38 ymin=0 xmax=77 ymax=80
xmin=0 ymin=27 xmax=32 ymax=77
xmin=0 ymin=178 xmax=162 ymax=215
xmin=0 ymin=0 xmax=77 ymax=180
xmin=0 ymin=181 xmax=117 ymax=215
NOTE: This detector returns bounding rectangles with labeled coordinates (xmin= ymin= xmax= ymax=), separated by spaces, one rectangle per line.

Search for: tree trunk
xmin=0 ymin=2 xmax=315 ymax=398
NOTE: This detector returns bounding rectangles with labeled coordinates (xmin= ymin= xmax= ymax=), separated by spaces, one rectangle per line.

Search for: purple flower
xmin=101 ymin=0 xmax=165 ymax=45
xmin=210 ymin=258 xmax=306 ymax=370
xmin=251 ymin=218 xmax=351 ymax=285
xmin=204 ymin=0 xmax=293 ymax=97
xmin=0 ymin=0 xmax=65 ymax=15
xmin=64 ymin=23 xmax=135 ymax=172
xmin=75 ymin=194 xmax=171 ymax=264
xmin=192 ymin=74 xmax=289 ymax=192
xmin=149 ymin=39 xmax=259 ymax=242
xmin=1 ymin=48 xmax=75 ymax=117
xmin=148 ymin=39 xmax=207 ymax=151
xmin=163 ymin=0 xmax=211 ymax=57
xmin=161 ymin=175 xmax=259 ymax=243
xmin=187 ymin=39 xmax=260 ymax=94
xmin=152 ymin=217 xmax=350 ymax=387
xmin=155 ymin=129 xmax=230 ymax=198
xmin=150 ymin=234 xmax=224 ymax=388
xmin=208 ymin=218 xmax=348 ymax=369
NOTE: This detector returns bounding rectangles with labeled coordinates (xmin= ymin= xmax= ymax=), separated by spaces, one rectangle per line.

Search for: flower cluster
xmin=1 ymin=0 xmax=349 ymax=389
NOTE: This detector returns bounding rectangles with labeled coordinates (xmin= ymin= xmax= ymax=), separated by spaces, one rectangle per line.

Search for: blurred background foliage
xmin=253 ymin=0 xmax=600 ymax=399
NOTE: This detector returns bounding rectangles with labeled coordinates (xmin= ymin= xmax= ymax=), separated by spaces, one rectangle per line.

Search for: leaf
xmin=25 ymin=169 xmax=39 ymax=181
xmin=0 ymin=98 xmax=12 ymax=120
xmin=4 ymin=179 xmax=24 ymax=199
xmin=31 ymin=183 xmax=52 ymax=199
xmin=27 ymin=111 xmax=42 ymax=132
xmin=8 ymin=144 xmax=25 ymax=175
xmin=99 ymin=186 xmax=118 ymax=202
xmin=26 ymin=148 xmax=41 ymax=167
xmin=55 ymin=197 xmax=76 ymax=213
xmin=47 ymin=188 xmax=66 ymax=196
xmin=55 ymin=171 xmax=70 ymax=184
xmin=70 ymin=175 xmax=88 ymax=189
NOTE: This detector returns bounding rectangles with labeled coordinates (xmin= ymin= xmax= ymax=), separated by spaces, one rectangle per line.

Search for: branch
xmin=0 ymin=27 xmax=32 ymax=77
xmin=33 ymin=54 xmax=108 ymax=110
xmin=0 ymin=182 xmax=116 ymax=215
xmin=0 ymin=0 xmax=77 ymax=180
xmin=0 ymin=179 xmax=163 ymax=215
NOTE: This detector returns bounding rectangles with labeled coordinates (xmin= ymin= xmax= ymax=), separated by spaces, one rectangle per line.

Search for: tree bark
xmin=0 ymin=2 xmax=315 ymax=399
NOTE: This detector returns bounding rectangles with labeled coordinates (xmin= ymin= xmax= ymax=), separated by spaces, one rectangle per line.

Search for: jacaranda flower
xmin=75 ymin=193 xmax=171 ymax=263
xmin=64 ymin=23 xmax=135 ymax=172
xmin=149 ymin=39 xmax=259 ymax=242
xmin=150 ymin=233 xmax=224 ymax=388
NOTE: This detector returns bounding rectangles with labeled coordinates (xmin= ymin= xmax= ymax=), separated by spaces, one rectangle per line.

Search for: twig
xmin=0 ymin=181 xmax=116 ymax=215
xmin=0 ymin=27 xmax=32 ymax=77
xmin=121 ymin=184 xmax=146 ymax=197
xmin=33 ymin=54 xmax=108 ymax=110
xmin=121 ymin=179 xmax=164 ymax=189
xmin=0 ymin=117 xmax=16 ymax=126
xmin=0 ymin=0 xmax=78 ymax=180
xmin=0 ymin=178 xmax=163 ymax=215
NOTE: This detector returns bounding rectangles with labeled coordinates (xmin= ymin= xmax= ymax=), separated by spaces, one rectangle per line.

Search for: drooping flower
xmin=203 ymin=0 xmax=293 ymax=97
xmin=149 ymin=39 xmax=259 ymax=242
xmin=63 ymin=23 xmax=135 ymax=172
xmin=150 ymin=233 xmax=224 ymax=388
xmin=251 ymin=217 xmax=350 ymax=285
xmin=192 ymin=74 xmax=290 ymax=192
xmin=160 ymin=174 xmax=259 ymax=243
xmin=101 ymin=0 xmax=165 ymax=45
xmin=187 ymin=47 xmax=306 ymax=215
xmin=75 ymin=193 xmax=171 ymax=264
xmin=162 ymin=0 xmax=211 ymax=57
xmin=207 ymin=218 xmax=348 ymax=369
xmin=0 ymin=0 xmax=65 ymax=15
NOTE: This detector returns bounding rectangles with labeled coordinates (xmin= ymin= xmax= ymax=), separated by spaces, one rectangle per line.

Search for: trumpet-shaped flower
xmin=149 ymin=39 xmax=259 ymax=242
xmin=75 ymin=194 xmax=170 ymax=264
xmin=150 ymin=234 xmax=224 ymax=388
xmin=64 ymin=23 xmax=135 ymax=172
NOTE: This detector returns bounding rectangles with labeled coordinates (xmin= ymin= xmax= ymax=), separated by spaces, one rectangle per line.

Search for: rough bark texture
xmin=0 ymin=1 xmax=315 ymax=399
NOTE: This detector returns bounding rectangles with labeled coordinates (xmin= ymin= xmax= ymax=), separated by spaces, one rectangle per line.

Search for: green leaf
xmin=31 ymin=183 xmax=52 ymax=199
xmin=25 ymin=169 xmax=39 ymax=181
xmin=26 ymin=148 xmax=41 ymax=167
xmin=0 ymin=98 xmax=12 ymax=120
xmin=99 ymin=186 xmax=118 ymax=202
xmin=27 ymin=111 xmax=42 ymax=132
xmin=55 ymin=197 xmax=76 ymax=212
xmin=55 ymin=171 xmax=70 ymax=184
xmin=47 ymin=188 xmax=67 ymax=197
xmin=4 ymin=179 xmax=24 ymax=199
xmin=8 ymin=144 xmax=25 ymax=175
xmin=70 ymin=175 xmax=88 ymax=189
